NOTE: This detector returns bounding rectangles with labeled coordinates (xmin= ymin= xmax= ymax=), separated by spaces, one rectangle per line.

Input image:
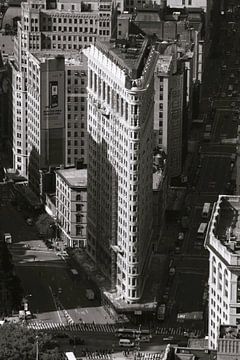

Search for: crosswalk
xmin=155 ymin=326 xmax=202 ymax=337
xmin=27 ymin=322 xmax=203 ymax=338
xmin=27 ymin=322 xmax=117 ymax=333
xmin=135 ymin=353 xmax=165 ymax=360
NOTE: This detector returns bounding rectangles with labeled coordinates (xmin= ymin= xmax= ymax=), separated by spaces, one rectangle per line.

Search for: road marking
xmin=48 ymin=285 xmax=63 ymax=324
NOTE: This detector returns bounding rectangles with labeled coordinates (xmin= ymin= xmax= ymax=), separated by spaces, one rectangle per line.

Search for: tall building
xmin=27 ymin=53 xmax=65 ymax=194
xmin=10 ymin=0 xmax=115 ymax=187
xmin=84 ymin=37 xmax=158 ymax=303
xmin=154 ymin=49 xmax=184 ymax=178
xmin=205 ymin=195 xmax=240 ymax=349
xmin=65 ymin=54 xmax=88 ymax=167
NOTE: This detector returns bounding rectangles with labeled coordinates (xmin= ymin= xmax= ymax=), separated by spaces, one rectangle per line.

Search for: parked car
xmin=26 ymin=218 xmax=33 ymax=226
xmin=54 ymin=333 xmax=69 ymax=339
xmin=69 ymin=337 xmax=85 ymax=345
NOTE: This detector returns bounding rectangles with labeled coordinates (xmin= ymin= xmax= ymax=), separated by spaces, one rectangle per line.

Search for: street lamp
xmin=35 ymin=335 xmax=39 ymax=360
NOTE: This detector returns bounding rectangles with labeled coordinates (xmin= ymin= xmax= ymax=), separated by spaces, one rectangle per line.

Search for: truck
xmin=157 ymin=304 xmax=166 ymax=321
xmin=86 ymin=289 xmax=95 ymax=300
xmin=4 ymin=233 xmax=12 ymax=244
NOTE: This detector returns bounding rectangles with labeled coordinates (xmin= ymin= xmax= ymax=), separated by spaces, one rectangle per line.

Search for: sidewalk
xmin=81 ymin=350 xmax=168 ymax=360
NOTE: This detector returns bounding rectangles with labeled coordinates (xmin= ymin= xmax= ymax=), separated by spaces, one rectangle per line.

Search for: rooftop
xmin=174 ymin=347 xmax=215 ymax=360
xmin=56 ymin=167 xmax=87 ymax=188
xmin=155 ymin=54 xmax=172 ymax=74
xmin=153 ymin=150 xmax=166 ymax=190
xmin=219 ymin=325 xmax=240 ymax=339
xmin=211 ymin=195 xmax=240 ymax=254
xmin=95 ymin=36 xmax=152 ymax=79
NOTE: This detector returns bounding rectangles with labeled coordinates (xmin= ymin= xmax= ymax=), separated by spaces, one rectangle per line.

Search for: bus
xmin=197 ymin=223 xmax=208 ymax=241
xmin=202 ymin=203 xmax=211 ymax=219
xmin=119 ymin=339 xmax=135 ymax=347
xmin=3 ymin=233 xmax=12 ymax=244
xmin=116 ymin=328 xmax=151 ymax=341
xmin=157 ymin=304 xmax=166 ymax=321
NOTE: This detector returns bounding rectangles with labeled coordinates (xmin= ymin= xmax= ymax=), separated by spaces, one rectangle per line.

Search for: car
xmin=163 ymin=336 xmax=174 ymax=341
xmin=26 ymin=218 xmax=33 ymax=225
xmin=60 ymin=250 xmax=68 ymax=256
xmin=140 ymin=336 xmax=150 ymax=343
xmin=178 ymin=232 xmax=184 ymax=241
xmin=231 ymin=102 xmax=236 ymax=107
xmin=23 ymin=244 xmax=31 ymax=249
xmin=69 ymin=337 xmax=85 ymax=345
xmin=163 ymin=288 xmax=170 ymax=301
xmin=54 ymin=333 xmax=69 ymax=339
xmin=175 ymin=246 xmax=181 ymax=254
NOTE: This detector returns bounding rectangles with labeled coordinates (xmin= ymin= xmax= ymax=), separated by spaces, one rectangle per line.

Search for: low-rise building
xmin=166 ymin=0 xmax=207 ymax=12
xmin=218 ymin=324 xmax=240 ymax=360
xmin=55 ymin=166 xmax=87 ymax=248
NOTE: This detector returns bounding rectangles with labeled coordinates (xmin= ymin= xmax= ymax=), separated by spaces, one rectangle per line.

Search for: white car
xmin=178 ymin=232 xmax=184 ymax=241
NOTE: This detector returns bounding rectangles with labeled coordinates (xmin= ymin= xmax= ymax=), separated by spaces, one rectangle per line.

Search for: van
xmin=119 ymin=339 xmax=135 ymax=347
xmin=4 ymin=233 xmax=12 ymax=244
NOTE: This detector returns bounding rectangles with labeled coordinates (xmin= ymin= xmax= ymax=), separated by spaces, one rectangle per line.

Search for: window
xmin=76 ymin=226 xmax=82 ymax=236
xmin=76 ymin=204 xmax=82 ymax=211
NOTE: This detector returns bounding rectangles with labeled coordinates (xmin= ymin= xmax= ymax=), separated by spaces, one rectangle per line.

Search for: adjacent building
xmin=154 ymin=49 xmax=184 ymax=178
xmin=65 ymin=53 xmax=88 ymax=167
xmin=217 ymin=325 xmax=240 ymax=360
xmin=205 ymin=195 xmax=240 ymax=349
xmin=56 ymin=166 xmax=87 ymax=248
xmin=84 ymin=37 xmax=158 ymax=303
xmin=27 ymin=53 xmax=65 ymax=194
xmin=10 ymin=0 xmax=115 ymax=191
xmin=166 ymin=0 xmax=207 ymax=12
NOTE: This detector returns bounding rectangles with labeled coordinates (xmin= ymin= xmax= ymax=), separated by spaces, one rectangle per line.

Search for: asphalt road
xmin=160 ymin=9 xmax=240 ymax=332
xmin=0 ymin=204 xmax=114 ymax=325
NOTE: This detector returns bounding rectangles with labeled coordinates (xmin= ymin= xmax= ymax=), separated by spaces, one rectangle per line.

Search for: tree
xmin=0 ymin=324 xmax=62 ymax=359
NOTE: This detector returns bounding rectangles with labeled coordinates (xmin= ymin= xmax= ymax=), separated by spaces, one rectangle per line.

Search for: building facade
xmin=154 ymin=50 xmax=184 ymax=179
xmin=56 ymin=167 xmax=87 ymax=248
xmin=166 ymin=0 xmax=207 ymax=11
xmin=27 ymin=53 xmax=65 ymax=194
xmin=11 ymin=0 xmax=115 ymax=185
xmin=65 ymin=53 xmax=88 ymax=167
xmin=205 ymin=195 xmax=240 ymax=349
xmin=217 ymin=325 xmax=240 ymax=360
xmin=84 ymin=38 xmax=158 ymax=303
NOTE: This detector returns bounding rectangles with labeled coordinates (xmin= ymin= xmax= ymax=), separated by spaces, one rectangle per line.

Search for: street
xmin=158 ymin=5 xmax=240 ymax=334
xmin=0 ymin=204 xmax=114 ymax=325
